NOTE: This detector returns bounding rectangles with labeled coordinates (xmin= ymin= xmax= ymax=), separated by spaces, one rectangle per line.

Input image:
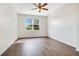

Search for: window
xmin=24 ymin=18 xmax=40 ymax=30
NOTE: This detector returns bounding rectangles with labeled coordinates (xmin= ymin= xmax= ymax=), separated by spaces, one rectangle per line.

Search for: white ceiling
xmin=12 ymin=3 xmax=66 ymax=16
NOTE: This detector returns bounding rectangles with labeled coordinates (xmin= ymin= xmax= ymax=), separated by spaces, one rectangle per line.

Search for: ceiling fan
xmin=31 ymin=3 xmax=48 ymax=13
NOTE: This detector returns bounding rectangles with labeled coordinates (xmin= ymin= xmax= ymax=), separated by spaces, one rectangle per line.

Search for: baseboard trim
xmin=1 ymin=38 xmax=17 ymax=56
xmin=18 ymin=36 xmax=48 ymax=40
xmin=48 ymin=36 xmax=75 ymax=49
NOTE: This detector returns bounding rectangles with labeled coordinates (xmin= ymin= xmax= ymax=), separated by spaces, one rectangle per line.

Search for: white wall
xmin=48 ymin=4 xmax=76 ymax=47
xmin=76 ymin=4 xmax=79 ymax=51
xmin=18 ymin=14 xmax=48 ymax=38
xmin=0 ymin=4 xmax=17 ymax=55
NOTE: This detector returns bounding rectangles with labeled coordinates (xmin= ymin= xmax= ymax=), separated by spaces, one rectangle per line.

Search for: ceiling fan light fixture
xmin=31 ymin=3 xmax=48 ymax=13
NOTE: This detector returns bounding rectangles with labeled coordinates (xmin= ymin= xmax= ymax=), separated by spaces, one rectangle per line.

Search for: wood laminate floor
xmin=2 ymin=37 xmax=79 ymax=56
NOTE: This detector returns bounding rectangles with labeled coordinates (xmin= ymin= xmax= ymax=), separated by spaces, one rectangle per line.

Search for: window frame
xmin=24 ymin=18 xmax=40 ymax=31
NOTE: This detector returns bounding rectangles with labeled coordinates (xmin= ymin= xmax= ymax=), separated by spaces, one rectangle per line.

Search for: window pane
xmin=33 ymin=25 xmax=39 ymax=30
xmin=25 ymin=18 xmax=32 ymax=25
xmin=24 ymin=18 xmax=32 ymax=30
xmin=33 ymin=19 xmax=40 ymax=30
xmin=34 ymin=19 xmax=39 ymax=25
xmin=26 ymin=25 xmax=32 ymax=30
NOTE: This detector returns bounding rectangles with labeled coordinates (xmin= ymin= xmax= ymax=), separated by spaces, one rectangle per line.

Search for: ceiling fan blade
xmin=33 ymin=3 xmax=38 ymax=7
xmin=42 ymin=8 xmax=48 ymax=10
xmin=42 ymin=3 xmax=47 ymax=7
xmin=31 ymin=8 xmax=38 ymax=10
